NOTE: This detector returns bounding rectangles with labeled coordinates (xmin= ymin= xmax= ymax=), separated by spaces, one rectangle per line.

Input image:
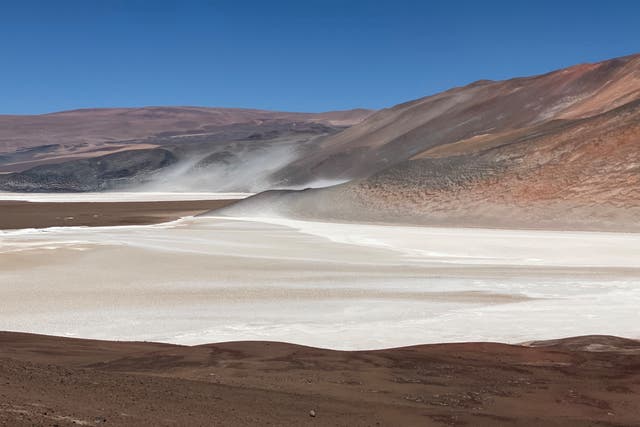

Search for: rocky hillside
xmin=0 ymin=108 xmax=372 ymax=192
xmin=218 ymin=54 xmax=640 ymax=231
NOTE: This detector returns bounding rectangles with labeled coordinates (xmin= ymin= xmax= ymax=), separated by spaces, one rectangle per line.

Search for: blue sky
xmin=1 ymin=1 xmax=638 ymax=114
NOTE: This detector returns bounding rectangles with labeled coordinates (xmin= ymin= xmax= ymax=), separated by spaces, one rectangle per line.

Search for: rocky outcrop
xmin=0 ymin=149 xmax=177 ymax=192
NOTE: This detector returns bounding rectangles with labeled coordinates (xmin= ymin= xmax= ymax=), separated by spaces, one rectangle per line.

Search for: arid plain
xmin=2 ymin=53 xmax=640 ymax=426
xmin=2 ymin=193 xmax=640 ymax=426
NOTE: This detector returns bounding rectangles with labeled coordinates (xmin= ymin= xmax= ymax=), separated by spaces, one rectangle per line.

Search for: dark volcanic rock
xmin=0 ymin=148 xmax=177 ymax=192
xmin=193 ymin=151 xmax=237 ymax=168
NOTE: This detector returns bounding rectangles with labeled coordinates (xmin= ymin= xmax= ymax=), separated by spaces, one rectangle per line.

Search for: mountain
xmin=217 ymin=53 xmax=640 ymax=231
xmin=0 ymin=106 xmax=372 ymax=154
xmin=4 ymin=53 xmax=640 ymax=230
xmin=0 ymin=107 xmax=373 ymax=191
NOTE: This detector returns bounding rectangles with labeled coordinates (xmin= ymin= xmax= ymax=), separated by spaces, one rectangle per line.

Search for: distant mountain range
xmin=0 ymin=108 xmax=373 ymax=191
xmin=2 ymin=53 xmax=640 ymax=230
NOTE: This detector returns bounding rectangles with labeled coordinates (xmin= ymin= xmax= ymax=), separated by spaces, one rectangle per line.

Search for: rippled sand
xmin=1 ymin=216 xmax=639 ymax=349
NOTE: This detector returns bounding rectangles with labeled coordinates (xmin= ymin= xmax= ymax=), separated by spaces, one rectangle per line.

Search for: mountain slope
xmin=278 ymin=54 xmax=640 ymax=183
xmin=217 ymin=54 xmax=640 ymax=231
xmin=0 ymin=106 xmax=373 ymax=152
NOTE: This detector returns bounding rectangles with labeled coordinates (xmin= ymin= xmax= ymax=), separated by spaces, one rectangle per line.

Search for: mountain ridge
xmin=215 ymin=53 xmax=640 ymax=231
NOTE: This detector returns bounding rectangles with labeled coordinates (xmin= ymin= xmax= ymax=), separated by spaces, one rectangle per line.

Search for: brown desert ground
xmin=0 ymin=332 xmax=639 ymax=426
xmin=0 ymin=199 xmax=237 ymax=230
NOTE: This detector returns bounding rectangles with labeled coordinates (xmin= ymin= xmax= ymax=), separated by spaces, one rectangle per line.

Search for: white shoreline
xmin=204 ymin=215 xmax=640 ymax=269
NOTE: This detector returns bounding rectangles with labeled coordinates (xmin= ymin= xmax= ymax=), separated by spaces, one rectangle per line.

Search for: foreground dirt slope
xmin=1 ymin=332 xmax=639 ymax=426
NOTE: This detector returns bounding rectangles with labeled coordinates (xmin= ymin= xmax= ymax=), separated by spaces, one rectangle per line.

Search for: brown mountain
xmin=0 ymin=107 xmax=373 ymax=174
xmin=0 ymin=106 xmax=373 ymax=151
xmin=0 ymin=107 xmax=373 ymax=191
xmin=283 ymin=53 xmax=640 ymax=181
xmin=219 ymin=53 xmax=640 ymax=231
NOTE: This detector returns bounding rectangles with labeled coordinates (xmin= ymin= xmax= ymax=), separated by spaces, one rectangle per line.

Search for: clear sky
xmin=1 ymin=0 xmax=638 ymax=114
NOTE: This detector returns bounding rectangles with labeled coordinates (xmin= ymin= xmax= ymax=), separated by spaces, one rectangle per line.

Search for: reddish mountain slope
xmin=221 ymin=54 xmax=640 ymax=231
xmin=281 ymin=54 xmax=640 ymax=181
